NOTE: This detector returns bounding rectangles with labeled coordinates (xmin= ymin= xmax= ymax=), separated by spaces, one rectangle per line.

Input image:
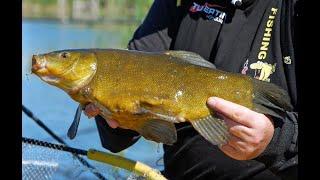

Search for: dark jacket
xmin=95 ymin=0 xmax=299 ymax=179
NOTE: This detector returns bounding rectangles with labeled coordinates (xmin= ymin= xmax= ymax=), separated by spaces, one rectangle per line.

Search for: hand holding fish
xmin=207 ymin=97 xmax=274 ymax=160
xmin=84 ymin=103 xmax=119 ymax=129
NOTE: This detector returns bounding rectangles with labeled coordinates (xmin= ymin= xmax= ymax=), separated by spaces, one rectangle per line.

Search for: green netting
xmin=22 ymin=141 xmax=152 ymax=180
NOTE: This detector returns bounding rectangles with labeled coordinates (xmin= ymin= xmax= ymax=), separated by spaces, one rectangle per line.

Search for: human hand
xmin=84 ymin=103 xmax=119 ymax=129
xmin=207 ymin=97 xmax=274 ymax=160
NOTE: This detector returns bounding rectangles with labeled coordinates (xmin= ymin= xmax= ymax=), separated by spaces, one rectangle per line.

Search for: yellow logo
xmin=250 ymin=61 xmax=276 ymax=82
xmin=258 ymin=8 xmax=278 ymax=60
xmin=248 ymin=7 xmax=278 ymax=82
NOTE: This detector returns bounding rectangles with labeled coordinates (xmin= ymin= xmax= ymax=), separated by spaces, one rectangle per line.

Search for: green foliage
xmin=23 ymin=0 xmax=154 ymax=21
xmin=23 ymin=0 xmax=155 ymax=47
xmin=134 ymin=0 xmax=153 ymax=21
xmin=25 ymin=0 xmax=57 ymax=5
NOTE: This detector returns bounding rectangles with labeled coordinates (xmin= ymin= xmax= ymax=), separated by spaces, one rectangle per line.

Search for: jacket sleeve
xmin=256 ymin=112 xmax=298 ymax=173
xmin=95 ymin=0 xmax=176 ymax=153
xmin=95 ymin=115 xmax=140 ymax=153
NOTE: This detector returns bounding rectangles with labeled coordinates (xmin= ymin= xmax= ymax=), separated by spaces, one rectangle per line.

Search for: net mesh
xmin=22 ymin=142 xmax=61 ymax=180
xmin=22 ymin=141 xmax=154 ymax=180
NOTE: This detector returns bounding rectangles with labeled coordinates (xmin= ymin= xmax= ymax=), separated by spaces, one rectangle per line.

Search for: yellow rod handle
xmin=87 ymin=149 xmax=167 ymax=180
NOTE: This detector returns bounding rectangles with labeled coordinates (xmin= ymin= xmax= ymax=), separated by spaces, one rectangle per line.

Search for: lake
xmin=22 ymin=20 xmax=164 ymax=180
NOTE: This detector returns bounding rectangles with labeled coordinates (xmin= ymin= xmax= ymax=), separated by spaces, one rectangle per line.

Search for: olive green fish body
xmin=32 ymin=49 xmax=293 ymax=146
xmin=83 ymin=50 xmax=252 ymax=121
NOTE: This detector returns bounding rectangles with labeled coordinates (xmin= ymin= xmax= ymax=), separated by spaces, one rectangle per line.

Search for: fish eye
xmin=60 ymin=52 xmax=70 ymax=59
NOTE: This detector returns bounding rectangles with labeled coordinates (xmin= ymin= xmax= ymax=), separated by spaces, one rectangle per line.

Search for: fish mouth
xmin=31 ymin=55 xmax=48 ymax=74
xmin=31 ymin=55 xmax=60 ymax=83
xmin=40 ymin=75 xmax=60 ymax=83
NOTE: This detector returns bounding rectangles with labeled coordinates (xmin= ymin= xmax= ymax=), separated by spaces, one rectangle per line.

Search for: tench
xmin=31 ymin=49 xmax=293 ymax=146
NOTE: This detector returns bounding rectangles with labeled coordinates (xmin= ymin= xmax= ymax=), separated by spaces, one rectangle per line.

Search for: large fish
xmin=31 ymin=49 xmax=292 ymax=146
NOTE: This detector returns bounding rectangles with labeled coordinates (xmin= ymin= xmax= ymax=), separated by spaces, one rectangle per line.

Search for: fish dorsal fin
xmin=138 ymin=119 xmax=177 ymax=145
xmin=190 ymin=114 xmax=230 ymax=146
xmin=164 ymin=51 xmax=216 ymax=69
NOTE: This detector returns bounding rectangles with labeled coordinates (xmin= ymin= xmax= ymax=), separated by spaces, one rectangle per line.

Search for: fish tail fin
xmin=252 ymin=78 xmax=293 ymax=118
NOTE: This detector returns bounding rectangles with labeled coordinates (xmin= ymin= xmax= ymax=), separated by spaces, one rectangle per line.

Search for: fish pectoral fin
xmin=138 ymin=119 xmax=177 ymax=145
xmin=190 ymin=115 xmax=230 ymax=146
xmin=67 ymin=104 xmax=83 ymax=139
xmin=164 ymin=50 xmax=216 ymax=69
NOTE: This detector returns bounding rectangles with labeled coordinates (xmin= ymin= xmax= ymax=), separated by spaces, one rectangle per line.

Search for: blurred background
xmin=22 ymin=0 xmax=165 ymax=179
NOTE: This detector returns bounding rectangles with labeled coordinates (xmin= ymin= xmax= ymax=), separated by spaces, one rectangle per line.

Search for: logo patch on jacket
xmin=250 ymin=61 xmax=276 ymax=82
xmin=189 ymin=2 xmax=227 ymax=24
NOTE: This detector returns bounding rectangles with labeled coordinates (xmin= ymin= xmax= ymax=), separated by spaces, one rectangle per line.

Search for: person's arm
xmin=208 ymin=0 xmax=299 ymax=173
xmin=203 ymin=99 xmax=297 ymax=180
xmin=207 ymin=0 xmax=299 ymax=171
xmin=256 ymin=111 xmax=298 ymax=172
xmin=95 ymin=116 xmax=141 ymax=153
xmin=207 ymin=97 xmax=297 ymax=171
xmin=95 ymin=0 xmax=177 ymax=153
